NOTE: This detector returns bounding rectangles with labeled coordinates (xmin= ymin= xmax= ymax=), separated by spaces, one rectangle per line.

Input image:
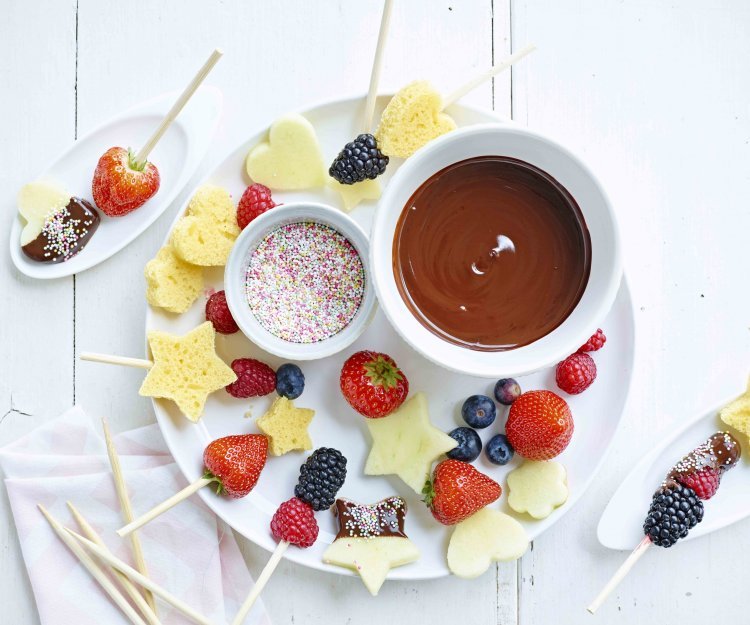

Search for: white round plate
xmin=598 ymin=394 xmax=749 ymax=550
xmin=147 ymin=95 xmax=636 ymax=580
xmin=9 ymin=87 xmax=222 ymax=279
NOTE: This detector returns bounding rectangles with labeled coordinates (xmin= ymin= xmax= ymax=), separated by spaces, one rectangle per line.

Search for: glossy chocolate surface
xmin=393 ymin=156 xmax=591 ymax=351
xmin=22 ymin=197 xmax=100 ymax=263
xmin=333 ymin=497 xmax=408 ymax=540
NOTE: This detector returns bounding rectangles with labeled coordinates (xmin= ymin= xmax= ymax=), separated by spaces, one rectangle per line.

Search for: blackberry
xmin=329 ymin=134 xmax=389 ymax=185
xmin=294 ymin=447 xmax=347 ymax=511
xmin=643 ymin=483 xmax=703 ymax=547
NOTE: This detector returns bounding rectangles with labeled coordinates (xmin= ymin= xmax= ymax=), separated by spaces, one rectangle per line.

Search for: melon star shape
xmin=139 ymin=321 xmax=236 ymax=422
xmin=246 ymin=113 xmax=326 ymax=190
xmin=364 ymin=392 xmax=457 ymax=493
xmin=327 ymin=177 xmax=381 ymax=211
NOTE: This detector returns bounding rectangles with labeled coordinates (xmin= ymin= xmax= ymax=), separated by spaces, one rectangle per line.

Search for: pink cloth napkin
xmin=0 ymin=406 xmax=271 ymax=625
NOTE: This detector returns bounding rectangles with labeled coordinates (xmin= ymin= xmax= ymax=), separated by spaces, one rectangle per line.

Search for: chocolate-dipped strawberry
xmin=18 ymin=182 xmax=100 ymax=263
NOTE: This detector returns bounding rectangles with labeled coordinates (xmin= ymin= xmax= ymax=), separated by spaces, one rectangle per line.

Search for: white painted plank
xmin=0 ymin=2 xmax=78 ymax=624
xmin=509 ymin=1 xmax=750 ymax=622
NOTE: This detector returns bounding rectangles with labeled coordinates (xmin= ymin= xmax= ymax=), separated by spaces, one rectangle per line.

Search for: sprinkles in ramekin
xmin=245 ymin=222 xmax=365 ymax=343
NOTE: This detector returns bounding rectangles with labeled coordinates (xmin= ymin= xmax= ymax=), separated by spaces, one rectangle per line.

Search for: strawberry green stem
xmin=202 ymin=470 xmax=224 ymax=496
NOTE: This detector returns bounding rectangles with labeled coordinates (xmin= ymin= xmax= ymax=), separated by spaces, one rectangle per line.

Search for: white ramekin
xmin=225 ymin=202 xmax=377 ymax=360
xmin=370 ymin=123 xmax=622 ymax=378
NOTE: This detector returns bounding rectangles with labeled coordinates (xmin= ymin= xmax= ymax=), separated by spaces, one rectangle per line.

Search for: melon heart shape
xmin=447 ymin=507 xmax=529 ymax=579
xmin=245 ymin=113 xmax=326 ymax=190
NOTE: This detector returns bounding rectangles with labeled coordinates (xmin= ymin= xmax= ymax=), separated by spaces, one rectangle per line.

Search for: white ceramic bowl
xmin=225 ymin=202 xmax=377 ymax=360
xmin=370 ymin=123 xmax=622 ymax=378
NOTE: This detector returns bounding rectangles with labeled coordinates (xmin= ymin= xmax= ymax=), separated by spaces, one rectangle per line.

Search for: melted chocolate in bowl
xmin=393 ymin=156 xmax=592 ymax=351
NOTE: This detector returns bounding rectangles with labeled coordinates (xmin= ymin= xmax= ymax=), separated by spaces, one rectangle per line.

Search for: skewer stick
xmin=586 ymin=537 xmax=652 ymax=614
xmin=66 ymin=529 xmax=216 ymax=625
xmin=362 ymin=0 xmax=395 ymax=132
xmin=441 ymin=43 xmax=537 ymax=109
xmin=38 ymin=505 xmax=148 ymax=625
xmin=66 ymin=502 xmax=162 ymax=625
xmin=80 ymin=352 xmax=153 ymax=370
xmin=102 ymin=419 xmax=157 ymax=614
xmin=133 ymin=48 xmax=223 ymax=165
xmin=117 ymin=477 xmax=216 ymax=537
xmin=231 ymin=541 xmax=289 ymax=625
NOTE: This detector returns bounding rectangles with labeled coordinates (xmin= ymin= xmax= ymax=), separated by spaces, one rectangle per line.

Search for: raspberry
xmin=205 ymin=290 xmax=239 ymax=334
xmin=225 ymin=358 xmax=276 ymax=398
xmin=675 ymin=467 xmax=721 ymax=500
xmin=578 ymin=328 xmax=606 ymax=353
xmin=270 ymin=497 xmax=319 ymax=548
xmin=236 ymin=184 xmax=277 ymax=230
xmin=555 ymin=352 xmax=597 ymax=395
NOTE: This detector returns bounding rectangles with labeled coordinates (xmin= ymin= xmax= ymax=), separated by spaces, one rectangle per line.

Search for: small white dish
xmin=371 ymin=123 xmax=622 ymax=378
xmin=224 ymin=202 xmax=377 ymax=360
xmin=598 ymin=395 xmax=749 ymax=550
xmin=9 ymin=86 xmax=223 ymax=280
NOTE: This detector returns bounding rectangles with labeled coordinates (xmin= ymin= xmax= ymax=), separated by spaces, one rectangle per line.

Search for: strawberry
xmin=203 ymin=434 xmax=268 ymax=498
xmin=339 ymin=350 xmax=409 ymax=418
xmin=675 ymin=466 xmax=722 ymax=500
xmin=422 ymin=459 xmax=501 ymax=525
xmin=505 ymin=390 xmax=574 ymax=461
xmin=270 ymin=497 xmax=319 ymax=547
xmin=92 ymin=146 xmax=160 ymax=217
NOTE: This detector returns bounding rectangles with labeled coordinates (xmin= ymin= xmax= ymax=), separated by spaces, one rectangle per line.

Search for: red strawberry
xmin=236 ymin=183 xmax=278 ymax=229
xmin=203 ymin=434 xmax=268 ymax=498
xmin=270 ymin=497 xmax=319 ymax=547
xmin=578 ymin=328 xmax=606 ymax=353
xmin=423 ymin=459 xmax=501 ymax=525
xmin=92 ymin=147 xmax=160 ymax=217
xmin=555 ymin=352 xmax=597 ymax=395
xmin=226 ymin=358 xmax=276 ymax=398
xmin=675 ymin=467 xmax=721 ymax=500
xmin=506 ymin=390 xmax=574 ymax=461
xmin=340 ymin=350 xmax=409 ymax=418
xmin=205 ymin=290 xmax=239 ymax=334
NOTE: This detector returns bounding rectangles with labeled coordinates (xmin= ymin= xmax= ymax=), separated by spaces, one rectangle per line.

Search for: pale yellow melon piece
xmin=364 ymin=392 xmax=457 ymax=493
xmin=245 ymin=113 xmax=326 ymax=190
xmin=171 ymin=184 xmax=239 ymax=267
xmin=139 ymin=322 xmax=236 ymax=422
xmin=256 ymin=396 xmax=314 ymax=456
xmin=323 ymin=536 xmax=419 ymax=595
xmin=447 ymin=508 xmax=529 ymax=579
xmin=144 ymin=243 xmax=203 ymax=313
xmin=507 ymin=460 xmax=568 ymax=520
xmin=18 ymin=181 xmax=70 ymax=245
xmin=719 ymin=377 xmax=750 ymax=443
xmin=375 ymin=81 xmax=457 ymax=158
xmin=327 ymin=177 xmax=381 ymax=211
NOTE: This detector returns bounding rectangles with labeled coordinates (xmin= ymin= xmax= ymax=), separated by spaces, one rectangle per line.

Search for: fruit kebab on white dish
xmin=588 ymin=431 xmax=741 ymax=614
xmin=232 ymin=448 xmax=347 ymax=625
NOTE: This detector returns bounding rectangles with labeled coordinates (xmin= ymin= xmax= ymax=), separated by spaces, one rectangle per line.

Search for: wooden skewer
xmin=102 ymin=419 xmax=157 ymax=614
xmin=587 ymin=537 xmax=652 ymax=614
xmin=80 ymin=352 xmax=153 ymax=369
xmin=133 ymin=48 xmax=223 ymax=166
xmin=441 ymin=43 xmax=537 ymax=109
xmin=66 ymin=528 xmax=216 ymax=625
xmin=38 ymin=505 xmax=149 ymax=625
xmin=231 ymin=541 xmax=289 ymax=625
xmin=362 ymin=0 xmax=395 ymax=132
xmin=117 ymin=476 xmax=216 ymax=537
xmin=66 ymin=502 xmax=162 ymax=625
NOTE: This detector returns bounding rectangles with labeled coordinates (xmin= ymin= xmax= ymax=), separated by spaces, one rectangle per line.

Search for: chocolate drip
xmin=22 ymin=197 xmax=100 ymax=263
xmin=333 ymin=497 xmax=408 ymax=540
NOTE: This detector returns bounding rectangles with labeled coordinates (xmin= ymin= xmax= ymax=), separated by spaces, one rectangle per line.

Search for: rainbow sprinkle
xmin=245 ymin=222 xmax=365 ymax=343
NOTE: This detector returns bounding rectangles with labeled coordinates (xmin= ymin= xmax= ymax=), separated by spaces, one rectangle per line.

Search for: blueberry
xmin=276 ymin=363 xmax=305 ymax=399
xmin=461 ymin=395 xmax=496 ymax=429
xmin=447 ymin=427 xmax=482 ymax=462
xmin=494 ymin=378 xmax=521 ymax=405
xmin=485 ymin=434 xmax=514 ymax=465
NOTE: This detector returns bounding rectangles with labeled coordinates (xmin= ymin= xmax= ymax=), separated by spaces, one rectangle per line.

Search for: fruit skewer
xmin=92 ymin=49 xmax=223 ymax=217
xmin=232 ymin=448 xmax=347 ymax=625
xmin=118 ymin=435 xmax=268 ymax=537
xmin=587 ymin=432 xmax=741 ymax=614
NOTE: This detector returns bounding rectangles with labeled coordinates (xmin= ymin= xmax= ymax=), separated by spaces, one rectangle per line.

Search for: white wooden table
xmin=3 ymin=1 xmax=750 ymax=622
